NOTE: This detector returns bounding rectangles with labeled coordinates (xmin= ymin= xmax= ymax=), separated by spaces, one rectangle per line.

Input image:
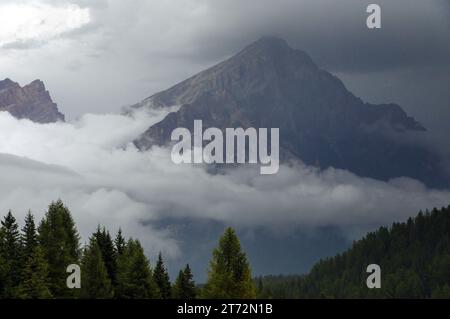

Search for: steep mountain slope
xmin=133 ymin=37 xmax=446 ymax=187
xmin=257 ymin=206 xmax=450 ymax=298
xmin=0 ymin=78 xmax=64 ymax=123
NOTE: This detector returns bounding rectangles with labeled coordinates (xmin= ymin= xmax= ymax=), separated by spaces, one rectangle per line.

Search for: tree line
xmin=0 ymin=200 xmax=256 ymax=299
xmin=256 ymin=206 xmax=450 ymax=298
xmin=5 ymin=199 xmax=446 ymax=299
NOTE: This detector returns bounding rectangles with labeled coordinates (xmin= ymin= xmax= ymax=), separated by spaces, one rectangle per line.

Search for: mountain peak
xmin=132 ymin=37 xmax=446 ymax=187
xmin=0 ymin=78 xmax=65 ymax=123
xmin=0 ymin=78 xmax=20 ymax=90
xmin=243 ymin=36 xmax=290 ymax=51
xmin=2 ymin=77 xmax=15 ymax=84
xmin=25 ymin=79 xmax=46 ymax=91
xmin=235 ymin=36 xmax=316 ymax=68
xmin=136 ymin=37 xmax=317 ymax=109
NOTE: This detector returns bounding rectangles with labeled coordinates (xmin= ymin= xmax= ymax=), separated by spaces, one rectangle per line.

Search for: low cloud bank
xmin=0 ymin=110 xmax=449 ymax=259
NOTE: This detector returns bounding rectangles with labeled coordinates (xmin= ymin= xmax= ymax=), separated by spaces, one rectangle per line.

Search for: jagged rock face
xmin=133 ymin=37 xmax=446 ymax=187
xmin=0 ymin=78 xmax=65 ymax=123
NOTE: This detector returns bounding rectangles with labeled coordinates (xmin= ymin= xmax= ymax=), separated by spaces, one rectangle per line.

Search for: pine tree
xmin=203 ymin=227 xmax=256 ymax=298
xmin=114 ymin=228 xmax=126 ymax=256
xmin=93 ymin=226 xmax=117 ymax=285
xmin=38 ymin=200 xmax=80 ymax=297
xmin=80 ymin=237 xmax=113 ymax=299
xmin=20 ymin=211 xmax=38 ymax=264
xmin=17 ymin=246 xmax=52 ymax=299
xmin=153 ymin=252 xmax=171 ymax=299
xmin=116 ymin=239 xmax=158 ymax=298
xmin=0 ymin=211 xmax=22 ymax=298
xmin=172 ymin=264 xmax=196 ymax=299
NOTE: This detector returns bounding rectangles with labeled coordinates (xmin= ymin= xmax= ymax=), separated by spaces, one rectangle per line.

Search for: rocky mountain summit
xmin=132 ymin=37 xmax=446 ymax=187
xmin=0 ymin=78 xmax=64 ymax=123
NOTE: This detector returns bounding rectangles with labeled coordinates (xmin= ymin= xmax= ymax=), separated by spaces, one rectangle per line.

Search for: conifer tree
xmin=114 ymin=228 xmax=126 ymax=256
xmin=153 ymin=252 xmax=171 ymax=299
xmin=0 ymin=211 xmax=22 ymax=298
xmin=80 ymin=238 xmax=113 ymax=299
xmin=116 ymin=239 xmax=158 ymax=298
xmin=172 ymin=264 xmax=196 ymax=299
xmin=93 ymin=226 xmax=117 ymax=285
xmin=203 ymin=227 xmax=256 ymax=298
xmin=20 ymin=211 xmax=38 ymax=263
xmin=17 ymin=246 xmax=52 ymax=299
xmin=38 ymin=200 xmax=80 ymax=297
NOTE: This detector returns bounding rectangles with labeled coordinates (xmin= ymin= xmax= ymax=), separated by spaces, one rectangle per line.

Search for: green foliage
xmin=153 ymin=252 xmax=171 ymax=299
xmin=203 ymin=227 xmax=256 ymax=298
xmin=21 ymin=211 xmax=38 ymax=258
xmin=17 ymin=246 xmax=52 ymax=299
xmin=80 ymin=237 xmax=113 ymax=299
xmin=116 ymin=239 xmax=159 ymax=298
xmin=93 ymin=226 xmax=117 ymax=286
xmin=257 ymin=206 xmax=450 ymax=299
xmin=114 ymin=228 xmax=126 ymax=256
xmin=172 ymin=264 xmax=197 ymax=299
xmin=38 ymin=200 xmax=80 ymax=298
xmin=0 ymin=211 xmax=22 ymax=297
xmin=255 ymin=275 xmax=305 ymax=299
xmin=0 ymin=202 xmax=188 ymax=299
xmin=4 ymin=199 xmax=446 ymax=300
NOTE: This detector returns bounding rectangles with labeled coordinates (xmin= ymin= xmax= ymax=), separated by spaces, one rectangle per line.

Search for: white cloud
xmin=0 ymin=109 xmax=449 ymax=261
xmin=0 ymin=2 xmax=90 ymax=48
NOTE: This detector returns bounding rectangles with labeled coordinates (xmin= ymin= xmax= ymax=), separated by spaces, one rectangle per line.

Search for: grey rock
xmin=0 ymin=78 xmax=65 ymax=123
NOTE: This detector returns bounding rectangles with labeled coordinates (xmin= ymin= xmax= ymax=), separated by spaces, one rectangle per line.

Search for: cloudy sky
xmin=0 ymin=0 xmax=448 ymax=132
xmin=0 ymin=0 xmax=449 ymax=279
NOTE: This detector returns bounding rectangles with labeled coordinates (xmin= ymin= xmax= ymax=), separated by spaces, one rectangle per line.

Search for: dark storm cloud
xmin=299 ymin=0 xmax=450 ymax=73
xmin=1 ymin=0 xmax=448 ymax=121
xmin=180 ymin=0 xmax=450 ymax=73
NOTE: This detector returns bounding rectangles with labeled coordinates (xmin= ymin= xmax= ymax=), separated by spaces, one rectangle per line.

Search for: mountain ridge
xmin=132 ymin=37 xmax=447 ymax=187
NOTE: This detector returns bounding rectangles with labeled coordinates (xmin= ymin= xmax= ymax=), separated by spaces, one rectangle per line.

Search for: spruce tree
xmin=0 ymin=211 xmax=22 ymax=298
xmin=153 ymin=252 xmax=171 ymax=299
xmin=93 ymin=226 xmax=117 ymax=285
xmin=38 ymin=200 xmax=80 ymax=297
xmin=116 ymin=239 xmax=158 ymax=298
xmin=172 ymin=264 xmax=196 ymax=299
xmin=17 ymin=246 xmax=52 ymax=299
xmin=20 ymin=211 xmax=38 ymax=264
xmin=114 ymin=228 xmax=126 ymax=256
xmin=80 ymin=237 xmax=113 ymax=299
xmin=203 ymin=227 xmax=256 ymax=298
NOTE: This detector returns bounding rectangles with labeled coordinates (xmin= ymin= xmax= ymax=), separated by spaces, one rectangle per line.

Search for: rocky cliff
xmin=0 ymin=78 xmax=64 ymax=123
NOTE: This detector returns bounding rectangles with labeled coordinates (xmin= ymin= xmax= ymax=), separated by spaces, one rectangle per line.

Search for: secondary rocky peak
xmin=0 ymin=78 xmax=20 ymax=90
xmin=0 ymin=78 xmax=65 ymax=123
xmin=24 ymin=79 xmax=46 ymax=91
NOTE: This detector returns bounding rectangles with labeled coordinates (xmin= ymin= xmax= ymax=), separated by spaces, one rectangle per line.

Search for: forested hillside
xmin=2 ymin=200 xmax=449 ymax=299
xmin=257 ymin=206 xmax=450 ymax=298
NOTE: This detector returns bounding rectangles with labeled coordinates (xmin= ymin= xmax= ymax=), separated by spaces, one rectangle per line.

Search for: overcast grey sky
xmin=1 ymin=0 xmax=449 ymax=134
